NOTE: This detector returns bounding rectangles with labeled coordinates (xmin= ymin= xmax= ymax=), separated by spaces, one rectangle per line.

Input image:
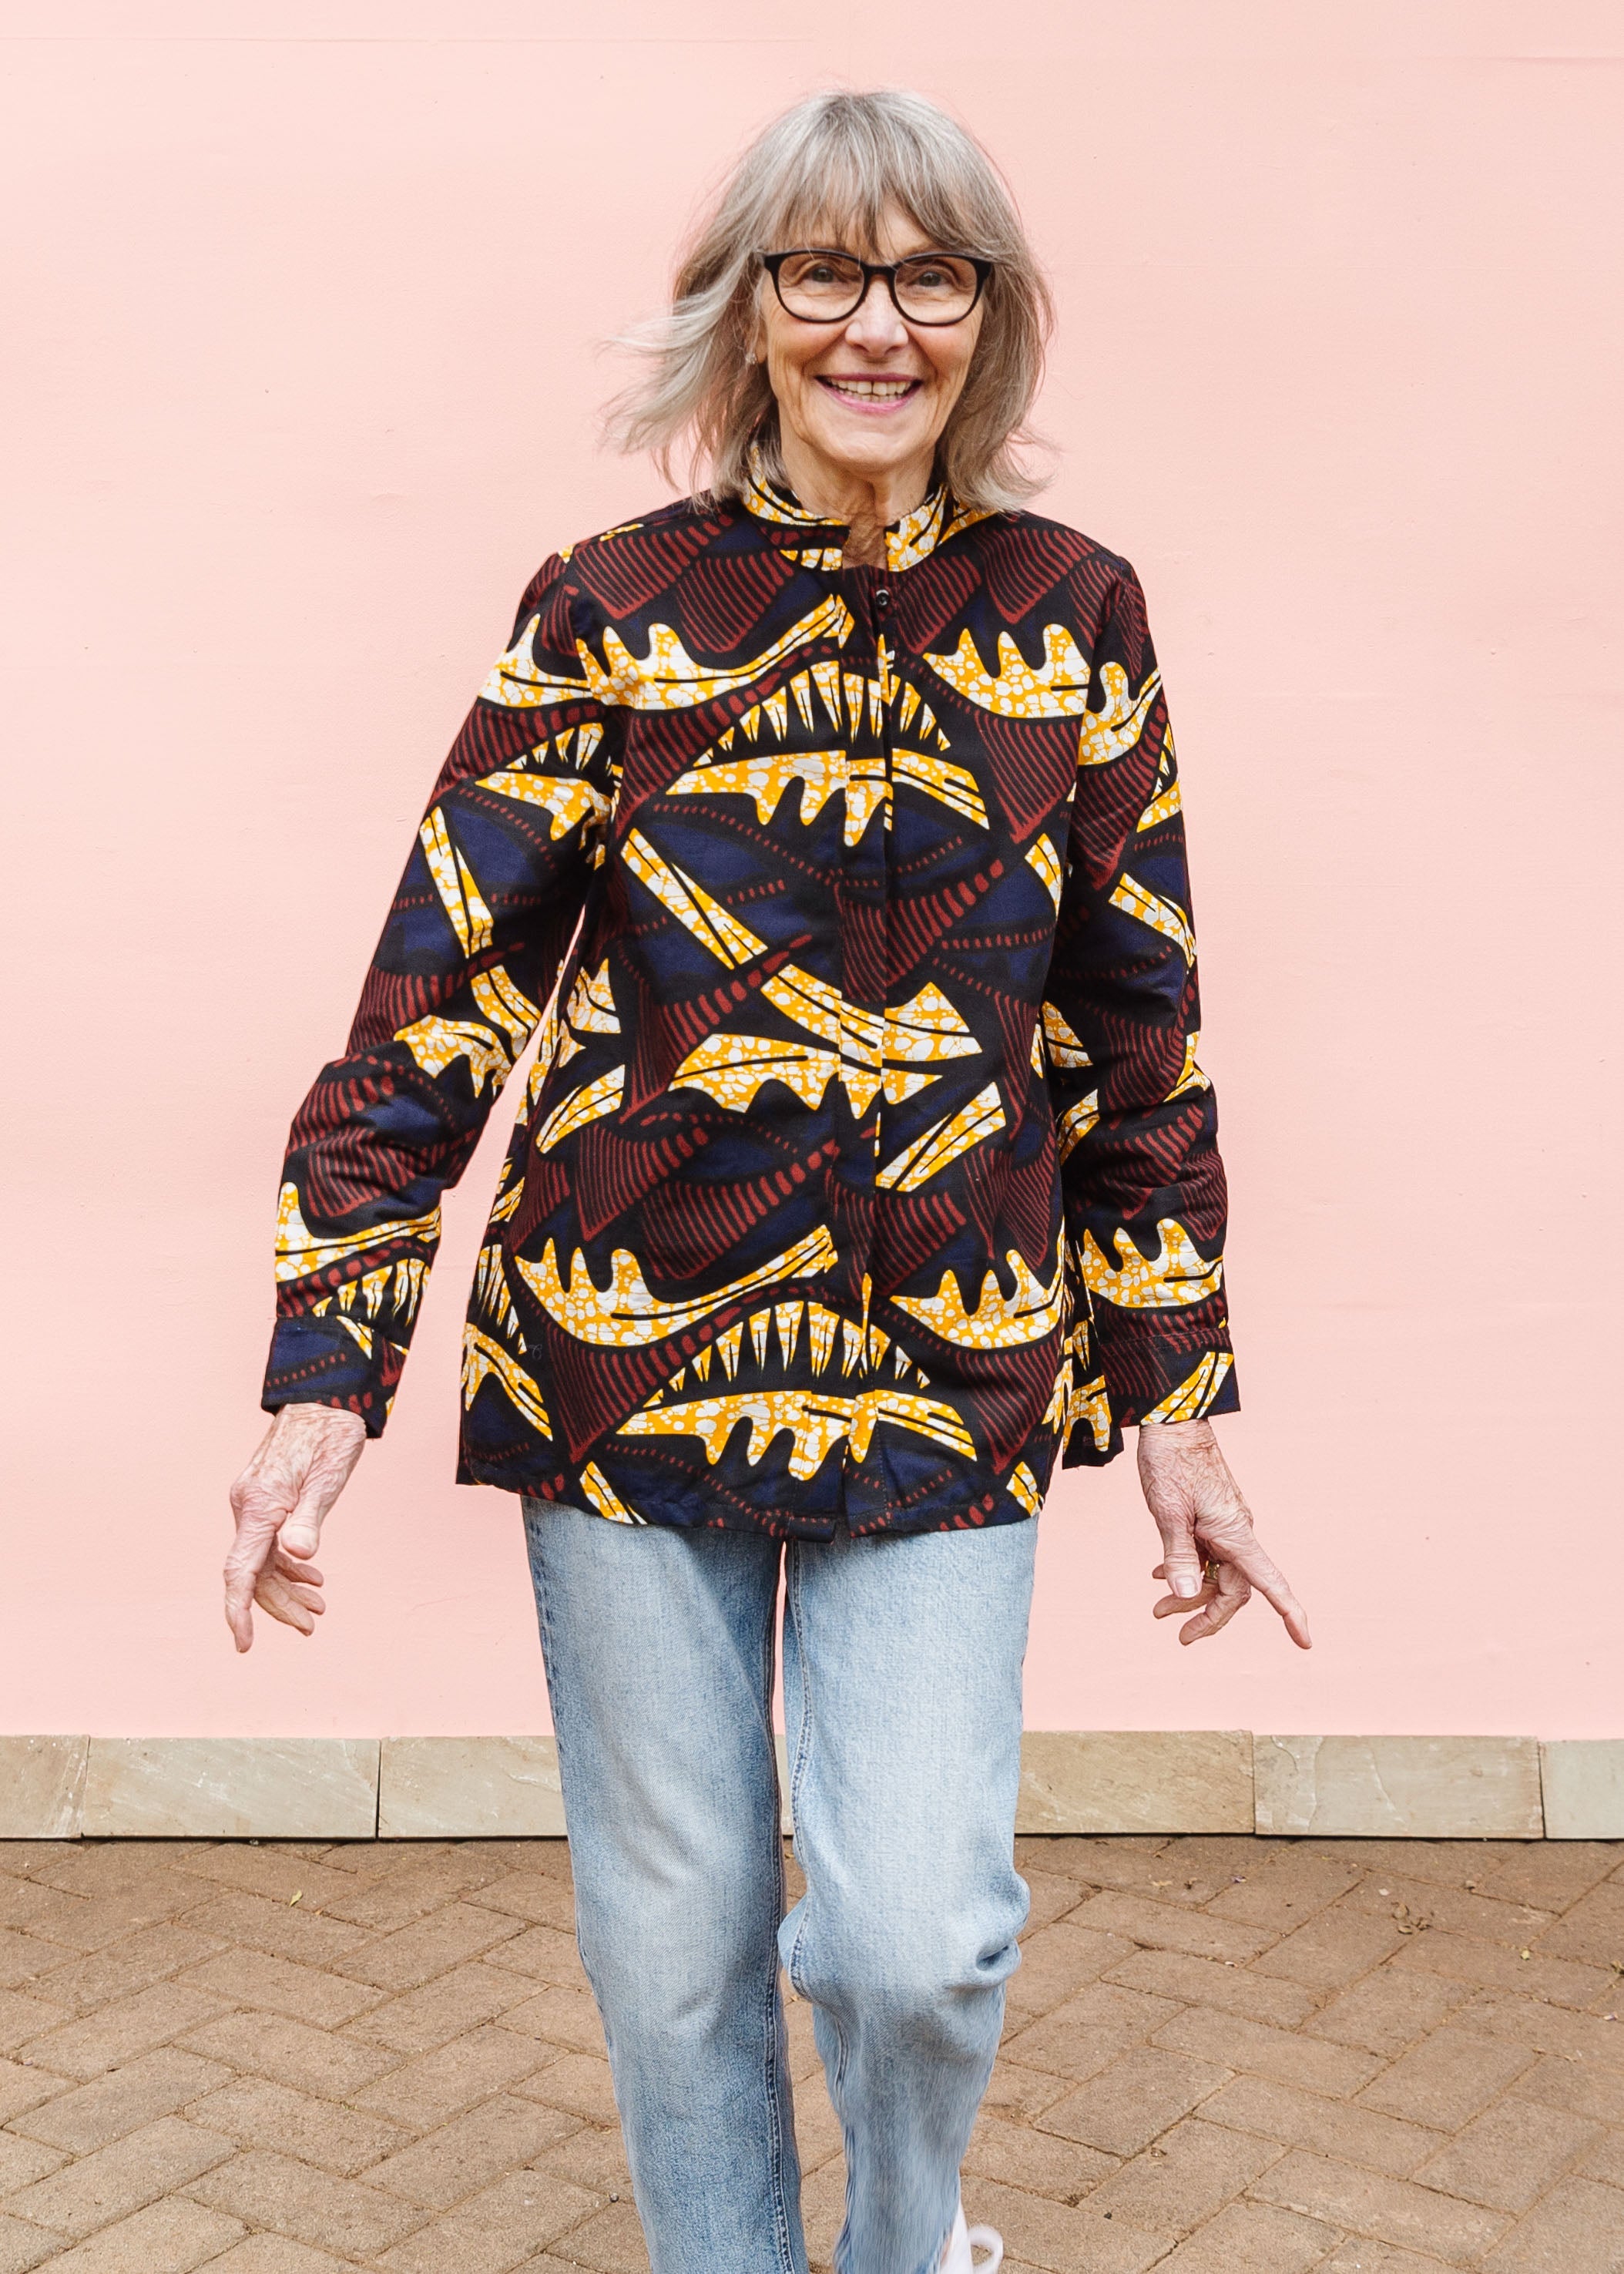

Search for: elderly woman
xmin=226 ymin=88 xmax=1308 ymax=2274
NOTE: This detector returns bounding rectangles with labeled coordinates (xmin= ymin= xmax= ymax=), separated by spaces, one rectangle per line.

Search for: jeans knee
xmin=783 ymin=1898 xmax=1020 ymax=2048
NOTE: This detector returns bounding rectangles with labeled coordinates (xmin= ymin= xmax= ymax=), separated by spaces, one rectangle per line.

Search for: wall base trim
xmin=2 ymin=1733 xmax=1619 ymax=1840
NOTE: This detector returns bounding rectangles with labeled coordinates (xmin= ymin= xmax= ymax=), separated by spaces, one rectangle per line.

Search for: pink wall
xmin=3 ymin=2 xmax=1619 ymax=1743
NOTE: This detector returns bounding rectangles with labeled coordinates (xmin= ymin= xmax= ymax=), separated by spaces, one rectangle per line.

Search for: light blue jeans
xmin=521 ymin=1502 xmax=1037 ymax=2274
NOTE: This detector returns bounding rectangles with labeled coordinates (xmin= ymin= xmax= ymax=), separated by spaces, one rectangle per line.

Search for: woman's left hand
xmin=1137 ymin=1419 xmax=1311 ymax=1649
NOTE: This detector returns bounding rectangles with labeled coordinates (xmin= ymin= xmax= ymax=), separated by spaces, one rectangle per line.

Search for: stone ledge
xmin=1541 ymin=1738 xmax=1624 ymax=1839
xmin=0 ymin=1731 xmax=1601 ymax=1839
xmin=79 ymin=1738 xmax=379 ymax=1839
xmin=1254 ymin=1733 xmax=1544 ymax=1839
xmin=0 ymin=1733 xmax=87 ymax=1837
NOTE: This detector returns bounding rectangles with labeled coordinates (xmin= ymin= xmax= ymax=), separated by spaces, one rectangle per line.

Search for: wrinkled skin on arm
xmin=1138 ymin=1418 xmax=1310 ymax=1648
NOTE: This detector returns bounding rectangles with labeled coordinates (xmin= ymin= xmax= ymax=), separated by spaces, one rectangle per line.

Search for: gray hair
xmin=603 ymin=90 xmax=1053 ymax=512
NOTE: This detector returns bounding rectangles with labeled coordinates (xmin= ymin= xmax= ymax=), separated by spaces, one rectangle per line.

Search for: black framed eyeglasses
xmin=760 ymin=247 xmax=992 ymax=326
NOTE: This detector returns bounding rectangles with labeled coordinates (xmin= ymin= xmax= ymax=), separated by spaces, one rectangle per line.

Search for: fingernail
xmin=1173 ymin=1577 xmax=1199 ymax=1598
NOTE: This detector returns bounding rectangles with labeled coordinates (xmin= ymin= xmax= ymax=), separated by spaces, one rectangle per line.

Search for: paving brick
xmin=171 ymin=1850 xmax=366 ymax=1910
xmin=39 ymin=2196 xmax=244 ymax=2272
xmin=501 ymin=1983 xmax=609 ymax=2057
xmin=1200 ymin=2073 xmax=1444 ymax=2177
xmin=0 ymin=2130 xmax=67 ymax=2191
xmin=1205 ymin=1855 xmax=1362 ymax=1933
xmin=12 ymin=2048 xmax=231 ymax=2152
xmin=347 ymin=1960 xmax=539 ymax=2053
xmin=481 ymin=1923 xmax=592 ymax=1990
xmin=1511 ymin=2054 xmax=1624 ymax=2126
xmin=1002 ymin=1983 xmax=1183 ymax=2081
xmin=1388 ymin=1929 xmax=1614 ymax=2010
xmin=1477 ymin=1845 xmax=1621 ymax=1915
xmin=557 ymin=2196 xmax=649 ymax=2272
xmin=1566 ymin=2118 xmax=1624 ymax=2193
xmin=1304 ymin=1842 xmax=1525 ymax=1891
xmin=374 ymin=2169 xmax=603 ymax=2272
xmin=531 ymin=2123 xmax=632 ymax=2198
xmin=0 ymin=1930 xmax=75 ymax=1989
xmin=367 ymin=2093 xmax=579 ymax=2207
xmin=1067 ymin=1892 xmax=1274 ymax=1965
xmin=1455 ymin=1991 xmax=1624 ymax=2073
xmin=1356 ymin=2024 xmax=1535 ymax=2128
xmin=1249 ymin=1910 xmax=1409 ymax=1992
xmin=1529 ymin=1880 xmax=1624 ymax=1969
xmin=1303 ymin=1970 xmax=1472 ymax=2057
xmin=465 ymin=1874 xmax=579 ymax=1933
xmin=318 ymin=1853 xmax=508 ymax=1932
xmin=18 ymin=1984 xmax=231 ymax=2081
xmin=1037 ymin=2047 xmax=1229 ymax=2157
xmin=1252 ymin=2149 xmax=1509 ymax=2262
xmin=1107 ymin=1947 xmax=1318 ymax=2029
xmin=180 ymin=1890 xmax=371 ymax=1969
xmin=783 ymin=1992 xmax=824 ymax=2080
xmin=182 ymin=1946 xmax=385 ymax=2027
xmin=945 ymin=2172 xmax=1171 ymax=2272
xmin=192 ymin=2239 xmax=354 ymax=2274
xmin=335 ymin=1901 xmax=526 ymax=1990
xmin=185 ymin=2146 xmax=428 ymax=2256
xmin=1340 ymin=1877 xmax=1555 ymax=1950
xmin=1005 ymin=1925 xmax=1138 ymax=2019
xmin=0 ymin=1882 xmax=95 ymax=1940
xmin=35 ymin=1926 xmax=224 ymax=2015
xmin=1082 ymin=2114 xmax=1279 ymax=2235
xmin=1152 ymin=2198 xmax=1336 ymax=2272
xmin=0 ymin=2214 xmax=61 ymax=2274
xmin=0 ymin=1991 xmax=70 ymax=2054
xmin=0 ymin=2057 xmax=70 ymax=2125
xmin=797 ymin=2151 xmax=847 ymax=2269
xmin=1412 ymin=2091 xmax=1600 ymax=2210
xmin=1152 ymin=2005 xmax=1382 ymax=2096
xmin=1317 ymin=2246 xmax=1455 ymax=2272
xmin=187 ymin=2074 xmax=413 ymax=2175
xmin=1481 ymin=2174 xmax=1624 ymax=2267
xmin=176 ymin=2007 xmax=401 ymax=2098
xmin=31 ymin=1850 xmax=211 ymax=1902
xmin=515 ymin=2051 xmax=620 ymax=2125
xmin=354 ymin=2023 xmax=553 ymax=2127
xmin=5 ymin=2116 xmax=233 ymax=2240
xmin=962 ymin=2109 xmax=1117 ymax=2202
xmin=979 ymin=2059 xmax=1077 ymax=2121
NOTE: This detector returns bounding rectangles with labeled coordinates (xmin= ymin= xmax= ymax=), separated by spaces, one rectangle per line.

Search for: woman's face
xmin=753 ymin=202 xmax=985 ymax=499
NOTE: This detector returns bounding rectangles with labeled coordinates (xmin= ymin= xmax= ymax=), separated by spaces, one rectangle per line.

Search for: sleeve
xmin=260 ymin=553 xmax=618 ymax=1435
xmin=1043 ymin=563 xmax=1238 ymax=1463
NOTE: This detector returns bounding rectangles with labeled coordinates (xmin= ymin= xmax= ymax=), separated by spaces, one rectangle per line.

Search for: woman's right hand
xmin=225 ymin=1404 xmax=367 ymax=1652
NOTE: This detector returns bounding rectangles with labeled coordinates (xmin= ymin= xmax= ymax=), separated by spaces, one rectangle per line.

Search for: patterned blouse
xmin=263 ymin=462 xmax=1237 ymax=1537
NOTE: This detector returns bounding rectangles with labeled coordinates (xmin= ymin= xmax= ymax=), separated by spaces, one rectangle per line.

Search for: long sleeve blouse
xmin=263 ymin=465 xmax=1237 ymax=1537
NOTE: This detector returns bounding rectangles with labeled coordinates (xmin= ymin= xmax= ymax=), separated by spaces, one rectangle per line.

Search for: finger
xmin=1153 ymin=1527 xmax=1206 ymax=1603
xmin=1206 ymin=1533 xmax=1313 ymax=1650
xmin=254 ymin=1572 xmax=319 ymax=1635
xmin=1153 ymin=1569 xmax=1217 ymax=1621
xmin=268 ymin=1553 xmax=324 ymax=1590
xmin=1180 ymin=1564 xmax=1252 ymax=1644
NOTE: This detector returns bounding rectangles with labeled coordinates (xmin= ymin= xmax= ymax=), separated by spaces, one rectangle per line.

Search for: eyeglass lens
xmin=775 ymin=251 xmax=981 ymax=323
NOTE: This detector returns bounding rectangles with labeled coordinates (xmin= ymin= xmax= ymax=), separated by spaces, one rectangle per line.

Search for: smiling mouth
xmin=817 ymin=376 xmax=923 ymax=406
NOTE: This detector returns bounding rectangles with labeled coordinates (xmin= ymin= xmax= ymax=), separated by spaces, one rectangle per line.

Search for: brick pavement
xmin=0 ymin=1832 xmax=1620 ymax=2271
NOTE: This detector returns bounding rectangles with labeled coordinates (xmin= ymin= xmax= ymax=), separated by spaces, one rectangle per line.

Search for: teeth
xmin=827 ymin=378 xmax=914 ymax=399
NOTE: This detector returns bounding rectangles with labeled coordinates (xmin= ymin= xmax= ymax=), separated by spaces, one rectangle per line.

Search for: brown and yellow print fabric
xmin=264 ymin=469 xmax=1236 ymax=1536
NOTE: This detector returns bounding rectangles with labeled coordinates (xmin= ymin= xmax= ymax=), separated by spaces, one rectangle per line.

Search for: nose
xmin=843 ymin=274 xmax=910 ymax=354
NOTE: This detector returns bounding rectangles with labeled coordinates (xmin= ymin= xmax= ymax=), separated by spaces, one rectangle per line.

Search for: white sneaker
xmin=938 ymin=2199 xmax=1003 ymax=2273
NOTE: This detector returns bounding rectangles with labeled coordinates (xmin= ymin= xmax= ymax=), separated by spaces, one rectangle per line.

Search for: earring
xmin=743 ymin=348 xmax=758 ymax=365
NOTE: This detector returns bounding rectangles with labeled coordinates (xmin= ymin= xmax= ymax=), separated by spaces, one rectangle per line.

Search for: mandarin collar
xmin=740 ymin=447 xmax=988 ymax=573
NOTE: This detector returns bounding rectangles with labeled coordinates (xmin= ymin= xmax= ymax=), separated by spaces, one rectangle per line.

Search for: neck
xmin=777 ymin=429 xmax=936 ymax=568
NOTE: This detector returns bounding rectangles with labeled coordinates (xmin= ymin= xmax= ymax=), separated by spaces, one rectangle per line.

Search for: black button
xmin=874 ymin=586 xmax=893 ymax=613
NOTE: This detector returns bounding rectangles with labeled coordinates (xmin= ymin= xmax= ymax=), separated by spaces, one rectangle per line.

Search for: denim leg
xmin=777 ymin=1520 xmax=1037 ymax=2274
xmin=522 ymin=1501 xmax=805 ymax=2274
